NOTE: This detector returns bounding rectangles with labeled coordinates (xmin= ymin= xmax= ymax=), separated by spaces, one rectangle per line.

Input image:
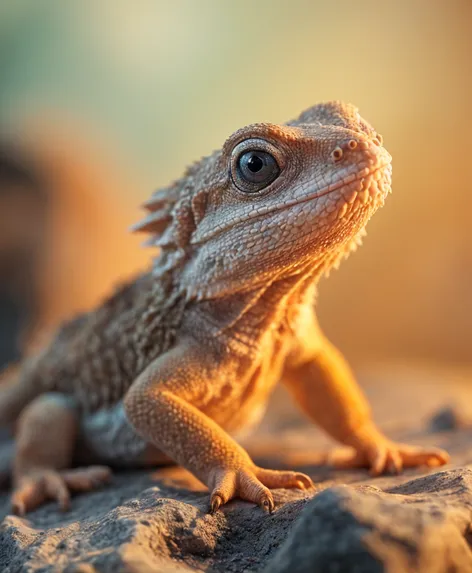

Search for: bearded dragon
xmin=0 ymin=101 xmax=448 ymax=515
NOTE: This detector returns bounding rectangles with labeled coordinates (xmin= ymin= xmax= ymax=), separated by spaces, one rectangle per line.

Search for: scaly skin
xmin=0 ymin=101 xmax=449 ymax=514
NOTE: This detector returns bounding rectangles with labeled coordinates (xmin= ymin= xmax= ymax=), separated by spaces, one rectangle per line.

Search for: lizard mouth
xmin=270 ymin=161 xmax=392 ymax=213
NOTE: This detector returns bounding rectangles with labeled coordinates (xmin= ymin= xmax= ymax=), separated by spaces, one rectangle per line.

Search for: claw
xmin=297 ymin=474 xmax=316 ymax=490
xmin=12 ymin=501 xmax=25 ymax=517
xmin=210 ymin=494 xmax=223 ymax=514
xmin=58 ymin=495 xmax=71 ymax=512
xmin=424 ymin=450 xmax=449 ymax=467
xmin=386 ymin=452 xmax=402 ymax=475
xmin=261 ymin=494 xmax=275 ymax=514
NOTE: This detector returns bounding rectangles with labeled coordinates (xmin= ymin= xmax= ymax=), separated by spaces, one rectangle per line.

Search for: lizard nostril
xmin=331 ymin=147 xmax=343 ymax=162
xmin=348 ymin=139 xmax=358 ymax=150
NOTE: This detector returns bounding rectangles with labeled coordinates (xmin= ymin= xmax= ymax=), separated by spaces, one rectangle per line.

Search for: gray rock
xmin=429 ymin=404 xmax=472 ymax=432
xmin=266 ymin=472 xmax=472 ymax=573
xmin=2 ymin=467 xmax=472 ymax=572
xmin=2 ymin=371 xmax=472 ymax=572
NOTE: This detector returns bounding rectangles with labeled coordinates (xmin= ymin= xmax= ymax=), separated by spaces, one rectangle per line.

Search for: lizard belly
xmin=77 ymin=402 xmax=169 ymax=467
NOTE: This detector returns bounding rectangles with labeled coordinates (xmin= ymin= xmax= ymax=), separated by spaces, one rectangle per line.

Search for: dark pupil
xmin=246 ymin=154 xmax=264 ymax=173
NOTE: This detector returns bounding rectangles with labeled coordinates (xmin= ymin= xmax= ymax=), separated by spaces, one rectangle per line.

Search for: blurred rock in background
xmin=0 ymin=122 xmax=150 ymax=373
xmin=0 ymin=1 xmax=471 ymax=368
xmin=0 ymin=143 xmax=47 ymax=369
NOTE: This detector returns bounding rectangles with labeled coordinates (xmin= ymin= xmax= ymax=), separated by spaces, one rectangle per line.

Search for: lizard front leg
xmin=283 ymin=334 xmax=449 ymax=474
xmin=124 ymin=342 xmax=313 ymax=512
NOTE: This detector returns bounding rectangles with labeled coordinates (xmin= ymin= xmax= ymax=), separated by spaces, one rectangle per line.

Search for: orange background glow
xmin=1 ymin=1 xmax=471 ymax=365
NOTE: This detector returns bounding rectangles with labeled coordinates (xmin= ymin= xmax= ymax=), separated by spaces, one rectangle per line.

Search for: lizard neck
xmin=185 ymin=263 xmax=322 ymax=352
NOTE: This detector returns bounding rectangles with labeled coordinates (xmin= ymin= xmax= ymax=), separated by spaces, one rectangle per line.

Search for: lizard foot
xmin=209 ymin=466 xmax=314 ymax=513
xmin=11 ymin=465 xmax=111 ymax=515
xmin=329 ymin=440 xmax=449 ymax=476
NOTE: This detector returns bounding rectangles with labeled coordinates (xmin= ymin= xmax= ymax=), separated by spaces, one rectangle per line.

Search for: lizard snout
xmin=330 ymin=134 xmax=390 ymax=167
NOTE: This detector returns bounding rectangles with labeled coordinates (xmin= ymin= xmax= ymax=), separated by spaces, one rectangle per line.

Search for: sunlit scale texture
xmin=0 ymin=102 xmax=448 ymax=516
xmin=135 ymin=102 xmax=392 ymax=302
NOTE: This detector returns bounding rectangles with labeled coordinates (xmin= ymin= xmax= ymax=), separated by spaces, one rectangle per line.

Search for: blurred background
xmin=0 ymin=0 xmax=471 ymax=371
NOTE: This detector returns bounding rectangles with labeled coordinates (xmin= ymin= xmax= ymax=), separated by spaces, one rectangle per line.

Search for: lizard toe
xmin=11 ymin=470 xmax=68 ymax=514
xmin=386 ymin=449 xmax=403 ymax=475
xmin=11 ymin=465 xmax=112 ymax=514
xmin=238 ymin=469 xmax=275 ymax=512
xmin=256 ymin=467 xmax=315 ymax=490
xmin=11 ymin=479 xmax=47 ymax=516
xmin=369 ymin=447 xmax=388 ymax=476
xmin=43 ymin=471 xmax=71 ymax=511
xmin=395 ymin=444 xmax=450 ymax=468
xmin=62 ymin=465 xmax=112 ymax=491
xmin=208 ymin=469 xmax=237 ymax=512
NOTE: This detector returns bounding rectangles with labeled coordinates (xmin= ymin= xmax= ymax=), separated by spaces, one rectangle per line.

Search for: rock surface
xmin=429 ymin=404 xmax=472 ymax=432
xmin=1 ymin=364 xmax=472 ymax=572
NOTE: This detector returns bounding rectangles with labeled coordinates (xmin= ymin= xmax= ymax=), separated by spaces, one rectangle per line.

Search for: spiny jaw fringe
xmin=327 ymin=163 xmax=392 ymax=223
xmin=321 ymin=163 xmax=392 ymax=277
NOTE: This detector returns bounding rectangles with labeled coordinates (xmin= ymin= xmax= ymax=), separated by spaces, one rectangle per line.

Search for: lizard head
xmin=134 ymin=101 xmax=392 ymax=300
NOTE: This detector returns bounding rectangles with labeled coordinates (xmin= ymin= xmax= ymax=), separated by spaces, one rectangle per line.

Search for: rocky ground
xmin=1 ymin=363 xmax=472 ymax=572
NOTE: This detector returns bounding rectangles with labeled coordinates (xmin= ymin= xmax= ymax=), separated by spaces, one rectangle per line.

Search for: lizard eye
xmin=233 ymin=150 xmax=280 ymax=193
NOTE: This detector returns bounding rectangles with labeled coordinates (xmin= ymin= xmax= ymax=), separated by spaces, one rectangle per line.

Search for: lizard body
xmin=0 ymin=101 xmax=448 ymax=514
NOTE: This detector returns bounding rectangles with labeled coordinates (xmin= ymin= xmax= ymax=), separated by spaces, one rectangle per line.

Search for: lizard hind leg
xmin=12 ymin=393 xmax=111 ymax=515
